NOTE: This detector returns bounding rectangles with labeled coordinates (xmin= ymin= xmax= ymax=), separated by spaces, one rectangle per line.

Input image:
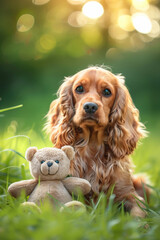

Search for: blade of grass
xmin=0 ymin=104 xmax=23 ymax=113
xmin=121 ymin=201 xmax=125 ymax=217
xmin=91 ymin=194 xmax=104 ymax=215
xmin=132 ymin=194 xmax=160 ymax=216
xmin=0 ymin=166 xmax=20 ymax=172
xmin=0 ymin=149 xmax=25 ymax=159
xmin=107 ymin=194 xmax=115 ymax=211
xmin=21 ymin=164 xmax=26 ymax=180
xmin=6 ymin=135 xmax=31 ymax=146
xmin=132 ymin=194 xmax=149 ymax=208
xmin=142 ymin=182 xmax=148 ymax=204
xmin=6 ymin=172 xmax=9 ymax=190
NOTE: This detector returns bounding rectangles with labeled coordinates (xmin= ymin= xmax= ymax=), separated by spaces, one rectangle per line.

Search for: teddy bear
xmin=8 ymin=146 xmax=91 ymax=209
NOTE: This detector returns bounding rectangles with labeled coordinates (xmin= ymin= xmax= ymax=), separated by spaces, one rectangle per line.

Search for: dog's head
xmin=45 ymin=67 xmax=146 ymax=158
xmin=72 ymin=67 xmax=117 ymax=128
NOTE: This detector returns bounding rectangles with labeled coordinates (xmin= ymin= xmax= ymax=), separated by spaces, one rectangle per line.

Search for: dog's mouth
xmin=82 ymin=115 xmax=98 ymax=123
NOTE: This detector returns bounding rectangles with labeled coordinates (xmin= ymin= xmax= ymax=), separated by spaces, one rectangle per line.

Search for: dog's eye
xmin=75 ymin=85 xmax=84 ymax=94
xmin=102 ymin=88 xmax=112 ymax=97
xmin=55 ymin=160 xmax=59 ymax=164
xmin=41 ymin=160 xmax=45 ymax=164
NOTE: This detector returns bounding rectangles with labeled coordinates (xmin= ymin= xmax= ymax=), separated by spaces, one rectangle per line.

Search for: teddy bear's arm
xmin=62 ymin=177 xmax=91 ymax=195
xmin=8 ymin=179 xmax=38 ymax=198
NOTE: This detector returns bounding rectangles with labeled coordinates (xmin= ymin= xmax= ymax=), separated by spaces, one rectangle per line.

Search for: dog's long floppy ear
xmin=106 ymin=75 xmax=147 ymax=159
xmin=45 ymin=76 xmax=76 ymax=148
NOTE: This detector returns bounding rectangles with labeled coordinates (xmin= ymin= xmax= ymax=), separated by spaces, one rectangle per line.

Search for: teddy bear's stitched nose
xmin=47 ymin=161 xmax=53 ymax=167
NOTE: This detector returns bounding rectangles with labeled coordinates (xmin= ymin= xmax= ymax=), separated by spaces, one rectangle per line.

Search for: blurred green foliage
xmin=0 ymin=1 xmax=160 ymax=238
xmin=0 ymin=0 xmax=160 ymax=133
xmin=1 ymin=44 xmax=160 ymax=133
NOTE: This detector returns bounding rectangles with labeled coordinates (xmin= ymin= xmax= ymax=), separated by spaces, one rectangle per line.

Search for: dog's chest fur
xmin=70 ymin=130 xmax=113 ymax=195
xmin=70 ymin=127 xmax=132 ymax=195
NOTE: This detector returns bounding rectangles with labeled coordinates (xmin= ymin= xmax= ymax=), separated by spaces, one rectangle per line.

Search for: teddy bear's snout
xmin=47 ymin=161 xmax=53 ymax=167
xmin=40 ymin=160 xmax=59 ymax=176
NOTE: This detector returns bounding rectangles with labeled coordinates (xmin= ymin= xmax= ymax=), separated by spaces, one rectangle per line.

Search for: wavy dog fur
xmin=45 ymin=66 xmax=148 ymax=217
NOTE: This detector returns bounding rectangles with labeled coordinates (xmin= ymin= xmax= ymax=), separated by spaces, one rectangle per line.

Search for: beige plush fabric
xmin=8 ymin=146 xmax=91 ymax=207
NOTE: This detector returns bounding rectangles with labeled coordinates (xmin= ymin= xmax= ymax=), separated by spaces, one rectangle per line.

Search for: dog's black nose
xmin=47 ymin=161 xmax=53 ymax=167
xmin=83 ymin=102 xmax=98 ymax=114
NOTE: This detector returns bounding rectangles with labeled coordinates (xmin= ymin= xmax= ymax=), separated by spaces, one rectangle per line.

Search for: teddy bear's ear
xmin=61 ymin=146 xmax=75 ymax=161
xmin=25 ymin=147 xmax=38 ymax=161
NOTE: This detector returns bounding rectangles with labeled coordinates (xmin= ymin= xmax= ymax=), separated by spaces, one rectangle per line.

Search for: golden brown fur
xmin=45 ymin=66 xmax=148 ymax=217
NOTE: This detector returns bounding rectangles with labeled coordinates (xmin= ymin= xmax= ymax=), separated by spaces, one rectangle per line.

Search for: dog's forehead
xmin=76 ymin=68 xmax=117 ymax=84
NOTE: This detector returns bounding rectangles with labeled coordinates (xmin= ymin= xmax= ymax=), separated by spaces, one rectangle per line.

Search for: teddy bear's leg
xmin=20 ymin=202 xmax=41 ymax=213
xmin=60 ymin=200 xmax=86 ymax=212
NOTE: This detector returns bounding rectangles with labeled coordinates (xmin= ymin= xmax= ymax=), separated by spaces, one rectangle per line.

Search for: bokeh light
xmin=132 ymin=0 xmax=149 ymax=11
xmin=108 ymin=25 xmax=128 ymax=40
xmin=67 ymin=0 xmax=86 ymax=5
xmin=130 ymin=32 xmax=145 ymax=49
xmin=105 ymin=48 xmax=118 ymax=58
xmin=68 ymin=11 xmax=87 ymax=27
xmin=66 ymin=39 xmax=85 ymax=57
xmin=17 ymin=14 xmax=35 ymax=32
xmin=118 ymin=15 xmax=134 ymax=32
xmin=148 ymin=20 xmax=160 ymax=38
xmin=81 ymin=27 xmax=103 ymax=47
xmin=82 ymin=1 xmax=104 ymax=19
xmin=32 ymin=0 xmax=50 ymax=5
xmin=132 ymin=13 xmax=152 ymax=34
xmin=147 ymin=5 xmax=160 ymax=20
xmin=6 ymin=0 xmax=160 ymax=57
xmin=36 ymin=34 xmax=56 ymax=53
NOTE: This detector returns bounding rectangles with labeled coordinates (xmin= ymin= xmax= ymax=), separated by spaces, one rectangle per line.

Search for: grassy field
xmin=0 ymin=107 xmax=160 ymax=240
xmin=1 ymin=0 xmax=160 ymax=238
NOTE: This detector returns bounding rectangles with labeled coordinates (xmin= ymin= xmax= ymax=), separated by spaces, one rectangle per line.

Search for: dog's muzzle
xmin=83 ymin=102 xmax=98 ymax=114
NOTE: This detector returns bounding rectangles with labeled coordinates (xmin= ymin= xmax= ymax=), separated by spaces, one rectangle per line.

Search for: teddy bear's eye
xmin=55 ymin=160 xmax=59 ymax=164
xmin=41 ymin=160 xmax=45 ymax=164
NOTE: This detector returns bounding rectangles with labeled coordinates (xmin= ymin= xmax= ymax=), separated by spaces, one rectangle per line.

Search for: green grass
xmin=1 ymin=118 xmax=160 ymax=240
xmin=0 ymin=105 xmax=23 ymax=113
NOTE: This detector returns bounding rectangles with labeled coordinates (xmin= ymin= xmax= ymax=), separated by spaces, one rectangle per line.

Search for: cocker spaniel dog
xmin=45 ymin=66 xmax=148 ymax=217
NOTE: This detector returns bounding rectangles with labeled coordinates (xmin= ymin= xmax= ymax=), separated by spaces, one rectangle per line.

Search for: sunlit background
xmin=0 ymin=0 xmax=160 ymax=134
xmin=1 ymin=0 xmax=160 ymax=60
xmin=15 ymin=0 xmax=160 ymax=51
xmin=1 ymin=2 xmax=160 ymax=236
